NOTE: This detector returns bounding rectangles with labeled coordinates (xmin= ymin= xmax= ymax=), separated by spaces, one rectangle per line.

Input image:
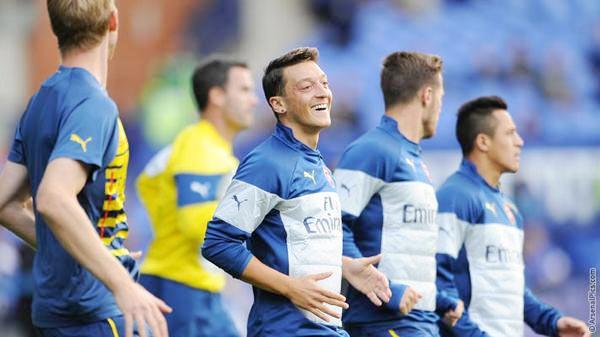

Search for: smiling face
xmin=486 ymin=109 xmax=524 ymax=173
xmin=274 ymin=61 xmax=333 ymax=134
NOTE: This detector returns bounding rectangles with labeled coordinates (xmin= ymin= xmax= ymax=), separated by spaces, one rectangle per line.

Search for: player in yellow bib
xmin=137 ymin=58 xmax=258 ymax=337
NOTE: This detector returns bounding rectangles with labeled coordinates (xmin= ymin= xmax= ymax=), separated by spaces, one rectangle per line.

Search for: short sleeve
xmin=8 ymin=122 xmax=25 ymax=165
xmin=49 ymin=96 xmax=118 ymax=177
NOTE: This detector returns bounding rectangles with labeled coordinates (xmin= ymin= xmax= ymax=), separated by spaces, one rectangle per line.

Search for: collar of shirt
xmin=460 ymin=158 xmax=501 ymax=193
xmin=273 ymin=122 xmax=323 ymax=162
xmin=196 ymin=119 xmax=233 ymax=153
xmin=58 ymin=65 xmax=104 ymax=92
xmin=378 ymin=115 xmax=421 ymax=156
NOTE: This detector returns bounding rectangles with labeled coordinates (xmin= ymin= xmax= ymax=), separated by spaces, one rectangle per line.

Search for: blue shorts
xmin=35 ymin=315 xmax=138 ymax=337
xmin=345 ymin=322 xmax=439 ymax=337
xmin=140 ymin=274 xmax=239 ymax=337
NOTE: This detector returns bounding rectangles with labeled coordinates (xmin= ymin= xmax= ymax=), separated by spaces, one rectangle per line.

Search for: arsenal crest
xmin=503 ymin=202 xmax=516 ymax=225
xmin=322 ymin=165 xmax=335 ymax=188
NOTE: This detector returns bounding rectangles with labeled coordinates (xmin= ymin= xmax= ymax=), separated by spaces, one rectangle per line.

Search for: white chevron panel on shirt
xmin=436 ymin=212 xmax=469 ymax=258
xmin=213 ymin=179 xmax=281 ymax=233
xmin=278 ymin=191 xmax=343 ymax=327
xmin=215 ymin=182 xmax=344 ymax=326
xmin=334 ymin=168 xmax=384 ymax=217
xmin=466 ymin=223 xmax=525 ymax=337
xmin=378 ymin=181 xmax=438 ymax=311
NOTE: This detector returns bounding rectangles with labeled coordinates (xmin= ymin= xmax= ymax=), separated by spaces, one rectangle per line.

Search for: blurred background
xmin=0 ymin=0 xmax=599 ymax=336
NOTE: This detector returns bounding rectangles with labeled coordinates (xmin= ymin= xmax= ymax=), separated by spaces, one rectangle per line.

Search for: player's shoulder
xmin=59 ymin=69 xmax=117 ymax=116
xmin=169 ymin=123 xmax=238 ymax=174
xmin=244 ymin=139 xmax=298 ymax=175
xmin=337 ymin=128 xmax=397 ymax=177
xmin=437 ymin=171 xmax=483 ymax=215
xmin=234 ymin=136 xmax=300 ymax=196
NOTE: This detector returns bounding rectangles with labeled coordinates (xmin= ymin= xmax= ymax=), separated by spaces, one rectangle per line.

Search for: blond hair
xmin=47 ymin=0 xmax=115 ymax=55
xmin=381 ymin=51 xmax=443 ymax=108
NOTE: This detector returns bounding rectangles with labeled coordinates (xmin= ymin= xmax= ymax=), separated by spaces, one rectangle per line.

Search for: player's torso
xmin=140 ymin=122 xmax=238 ymax=289
xmin=213 ymin=127 xmax=345 ymax=333
xmin=336 ymin=121 xmax=439 ymax=313
xmin=21 ymin=67 xmax=130 ymax=326
xmin=458 ymin=171 xmax=525 ymax=337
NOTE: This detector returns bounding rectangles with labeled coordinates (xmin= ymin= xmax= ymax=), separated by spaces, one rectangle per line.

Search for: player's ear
xmin=475 ymin=133 xmax=491 ymax=153
xmin=269 ymin=96 xmax=287 ymax=117
xmin=108 ymin=7 xmax=118 ymax=32
xmin=208 ymin=87 xmax=226 ymax=108
xmin=420 ymin=86 xmax=432 ymax=107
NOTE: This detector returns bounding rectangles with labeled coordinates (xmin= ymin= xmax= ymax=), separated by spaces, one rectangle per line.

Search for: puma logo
xmin=485 ymin=202 xmax=497 ymax=216
xmin=340 ymin=183 xmax=354 ymax=195
xmin=232 ymin=195 xmax=248 ymax=211
xmin=303 ymin=170 xmax=316 ymax=184
xmin=70 ymin=134 xmax=92 ymax=152
xmin=190 ymin=181 xmax=210 ymax=198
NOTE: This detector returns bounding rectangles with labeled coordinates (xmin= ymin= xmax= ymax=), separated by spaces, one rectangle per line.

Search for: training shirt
xmin=334 ymin=115 xmax=439 ymax=327
xmin=436 ymin=159 xmax=562 ymax=337
xmin=8 ymin=65 xmax=134 ymax=327
xmin=202 ymin=123 xmax=345 ymax=337
xmin=138 ymin=120 xmax=237 ymax=292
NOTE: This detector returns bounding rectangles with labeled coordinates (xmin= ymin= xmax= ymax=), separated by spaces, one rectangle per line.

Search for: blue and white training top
xmin=334 ymin=116 xmax=439 ymax=327
xmin=202 ymin=123 xmax=346 ymax=337
xmin=436 ymin=159 xmax=562 ymax=337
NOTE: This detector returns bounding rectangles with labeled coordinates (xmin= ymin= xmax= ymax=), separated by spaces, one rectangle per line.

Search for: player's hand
xmin=113 ymin=281 xmax=172 ymax=337
xmin=442 ymin=299 xmax=464 ymax=327
xmin=556 ymin=316 xmax=590 ymax=337
xmin=286 ymin=272 xmax=349 ymax=322
xmin=129 ymin=250 xmax=143 ymax=260
xmin=342 ymin=254 xmax=391 ymax=306
xmin=399 ymin=286 xmax=421 ymax=315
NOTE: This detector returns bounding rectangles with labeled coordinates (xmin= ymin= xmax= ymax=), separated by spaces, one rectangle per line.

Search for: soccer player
xmin=201 ymin=47 xmax=391 ymax=337
xmin=334 ymin=51 xmax=461 ymax=337
xmin=436 ymin=96 xmax=590 ymax=337
xmin=0 ymin=1 xmax=171 ymax=337
xmin=136 ymin=57 xmax=258 ymax=337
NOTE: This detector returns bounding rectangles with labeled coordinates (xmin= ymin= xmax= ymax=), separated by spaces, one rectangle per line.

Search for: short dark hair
xmin=262 ymin=47 xmax=319 ymax=116
xmin=381 ymin=52 xmax=443 ymax=109
xmin=192 ymin=57 xmax=248 ymax=112
xmin=456 ymin=96 xmax=508 ymax=155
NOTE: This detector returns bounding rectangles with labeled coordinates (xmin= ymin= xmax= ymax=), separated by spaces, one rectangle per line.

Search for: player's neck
xmin=468 ymin=154 xmax=501 ymax=188
xmin=61 ymin=41 xmax=109 ymax=88
xmin=385 ymin=102 xmax=424 ymax=143
xmin=202 ymin=109 xmax=237 ymax=144
xmin=282 ymin=121 xmax=320 ymax=150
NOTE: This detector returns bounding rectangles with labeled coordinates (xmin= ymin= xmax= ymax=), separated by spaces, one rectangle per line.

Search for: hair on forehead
xmin=262 ymin=47 xmax=320 ymax=119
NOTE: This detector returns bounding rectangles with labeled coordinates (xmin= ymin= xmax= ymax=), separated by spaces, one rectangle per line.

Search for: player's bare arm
xmin=36 ymin=157 xmax=172 ymax=337
xmin=0 ymin=161 xmax=35 ymax=247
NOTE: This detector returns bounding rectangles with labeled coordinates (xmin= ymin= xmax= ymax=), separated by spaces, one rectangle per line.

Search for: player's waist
xmin=140 ymin=261 xmax=225 ymax=292
xmin=344 ymin=287 xmax=437 ymax=325
xmin=249 ymin=291 xmax=346 ymax=335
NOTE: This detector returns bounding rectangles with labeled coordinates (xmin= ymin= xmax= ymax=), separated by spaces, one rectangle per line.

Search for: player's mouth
xmin=311 ymin=103 xmax=329 ymax=113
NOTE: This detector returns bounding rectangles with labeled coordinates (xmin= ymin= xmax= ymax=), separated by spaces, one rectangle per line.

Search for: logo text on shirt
xmin=402 ymin=204 xmax=436 ymax=225
xmin=303 ymin=196 xmax=341 ymax=234
xmin=485 ymin=245 xmax=522 ymax=264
